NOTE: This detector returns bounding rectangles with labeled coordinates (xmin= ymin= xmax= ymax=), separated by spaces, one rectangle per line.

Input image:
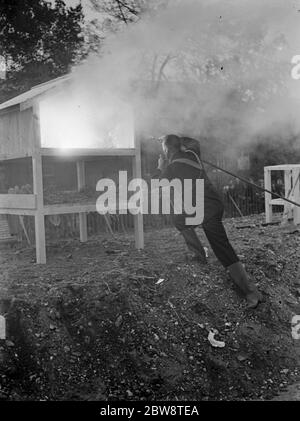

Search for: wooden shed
xmin=0 ymin=76 xmax=144 ymax=264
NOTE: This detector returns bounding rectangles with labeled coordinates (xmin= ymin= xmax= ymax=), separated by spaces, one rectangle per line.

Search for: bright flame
xmin=39 ymin=90 xmax=134 ymax=149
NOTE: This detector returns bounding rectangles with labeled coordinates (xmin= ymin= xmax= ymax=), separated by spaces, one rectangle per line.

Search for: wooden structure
xmin=0 ymin=215 xmax=10 ymax=241
xmin=0 ymin=76 xmax=144 ymax=263
xmin=264 ymin=164 xmax=300 ymax=225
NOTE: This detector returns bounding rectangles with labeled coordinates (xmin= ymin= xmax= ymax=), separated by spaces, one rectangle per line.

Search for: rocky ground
xmin=0 ymin=214 xmax=300 ymax=401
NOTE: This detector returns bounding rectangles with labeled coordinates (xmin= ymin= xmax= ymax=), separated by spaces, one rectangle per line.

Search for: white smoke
xmin=65 ymin=0 xmax=300 ymax=149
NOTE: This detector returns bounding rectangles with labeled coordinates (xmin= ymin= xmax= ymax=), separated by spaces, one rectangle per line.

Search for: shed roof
xmin=0 ymin=74 xmax=71 ymax=112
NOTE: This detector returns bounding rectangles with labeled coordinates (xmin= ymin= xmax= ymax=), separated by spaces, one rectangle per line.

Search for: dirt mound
xmin=0 ymin=215 xmax=300 ymax=401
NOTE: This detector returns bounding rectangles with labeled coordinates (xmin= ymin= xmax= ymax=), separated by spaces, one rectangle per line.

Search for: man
xmin=155 ymin=134 xmax=262 ymax=309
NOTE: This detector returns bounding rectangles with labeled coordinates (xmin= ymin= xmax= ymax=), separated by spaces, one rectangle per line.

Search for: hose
xmin=158 ymin=138 xmax=300 ymax=208
xmin=201 ymin=159 xmax=300 ymax=209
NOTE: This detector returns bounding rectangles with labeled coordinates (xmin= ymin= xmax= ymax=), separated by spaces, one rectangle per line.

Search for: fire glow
xmin=39 ymin=90 xmax=135 ymax=150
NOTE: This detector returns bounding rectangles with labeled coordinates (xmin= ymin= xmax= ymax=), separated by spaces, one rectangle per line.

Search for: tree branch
xmin=116 ymin=0 xmax=140 ymax=16
xmin=151 ymin=54 xmax=158 ymax=83
xmin=116 ymin=0 xmax=129 ymax=23
xmin=156 ymin=54 xmax=172 ymax=91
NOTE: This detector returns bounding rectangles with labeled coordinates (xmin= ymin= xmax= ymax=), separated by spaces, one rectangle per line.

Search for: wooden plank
xmin=20 ymin=108 xmax=35 ymax=154
xmin=0 ymin=108 xmax=35 ymax=158
xmin=20 ymin=95 xmax=45 ymax=112
xmin=284 ymin=170 xmax=292 ymax=198
xmin=0 ymin=209 xmax=37 ymax=216
xmin=0 ymin=194 xmax=37 ymax=209
xmin=32 ymin=105 xmax=46 ymax=264
xmin=34 ymin=210 xmax=46 ymax=264
xmin=265 ymin=164 xmax=300 ymax=170
xmin=44 ymin=204 xmax=97 ymax=215
xmin=264 ymin=168 xmax=272 ymax=223
xmin=132 ymin=134 xmax=144 ymax=250
xmin=77 ymin=161 xmax=88 ymax=243
xmin=0 ymin=105 xmax=20 ymax=117
xmin=19 ymin=215 xmax=31 ymax=245
xmin=292 ymin=169 xmax=300 ymax=225
xmin=43 ymin=201 xmax=136 ymax=216
xmin=0 ymin=152 xmax=33 ymax=161
xmin=284 ymin=169 xmax=293 ymax=221
xmin=79 ymin=213 xmax=88 ymax=242
xmin=77 ymin=161 xmax=85 ymax=190
xmin=41 ymin=148 xmax=136 ymax=157
xmin=40 ymin=148 xmax=136 ymax=157
xmin=32 ymin=105 xmax=42 ymax=150
xmin=270 ymin=199 xmax=284 ymax=206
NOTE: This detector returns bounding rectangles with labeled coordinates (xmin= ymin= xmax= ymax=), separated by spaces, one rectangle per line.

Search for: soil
xmin=0 ymin=214 xmax=300 ymax=401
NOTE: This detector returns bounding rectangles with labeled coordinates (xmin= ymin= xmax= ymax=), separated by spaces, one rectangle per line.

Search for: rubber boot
xmin=227 ymin=262 xmax=262 ymax=308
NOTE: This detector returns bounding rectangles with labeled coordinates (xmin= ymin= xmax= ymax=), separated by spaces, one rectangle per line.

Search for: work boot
xmin=227 ymin=262 xmax=263 ymax=308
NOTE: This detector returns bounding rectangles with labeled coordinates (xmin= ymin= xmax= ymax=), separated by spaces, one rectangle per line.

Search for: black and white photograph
xmin=0 ymin=0 xmax=300 ymax=408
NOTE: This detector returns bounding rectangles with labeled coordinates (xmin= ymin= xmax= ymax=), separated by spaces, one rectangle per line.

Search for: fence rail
xmin=4 ymin=154 xmax=268 ymax=243
xmin=5 ymin=191 xmax=266 ymax=245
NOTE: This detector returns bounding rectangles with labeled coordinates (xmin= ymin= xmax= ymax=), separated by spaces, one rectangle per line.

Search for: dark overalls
xmin=157 ymin=151 xmax=239 ymax=268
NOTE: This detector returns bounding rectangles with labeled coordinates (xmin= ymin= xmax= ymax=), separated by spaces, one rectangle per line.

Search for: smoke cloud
xmin=62 ymin=0 xmax=300 ymax=150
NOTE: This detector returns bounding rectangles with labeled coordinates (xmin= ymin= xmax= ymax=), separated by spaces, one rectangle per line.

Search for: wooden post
xmin=284 ymin=169 xmax=292 ymax=197
xmin=76 ymin=160 xmax=88 ymax=242
xmin=132 ymin=133 xmax=144 ymax=249
xmin=32 ymin=105 xmax=46 ymax=264
xmin=32 ymin=155 xmax=46 ymax=264
xmin=292 ymin=168 xmax=300 ymax=225
xmin=264 ymin=168 xmax=272 ymax=223
xmin=284 ymin=169 xmax=293 ymax=221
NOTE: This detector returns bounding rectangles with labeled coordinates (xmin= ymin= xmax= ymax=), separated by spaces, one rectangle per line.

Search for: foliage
xmin=0 ymin=0 xmax=84 ymax=102
xmin=250 ymin=136 xmax=300 ymax=179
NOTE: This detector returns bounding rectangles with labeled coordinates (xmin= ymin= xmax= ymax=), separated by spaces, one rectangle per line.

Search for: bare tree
xmin=90 ymin=0 xmax=145 ymax=24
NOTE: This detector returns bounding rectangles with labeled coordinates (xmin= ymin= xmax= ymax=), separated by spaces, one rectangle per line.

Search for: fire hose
xmin=201 ymin=159 xmax=300 ymax=209
xmin=156 ymin=137 xmax=300 ymax=208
